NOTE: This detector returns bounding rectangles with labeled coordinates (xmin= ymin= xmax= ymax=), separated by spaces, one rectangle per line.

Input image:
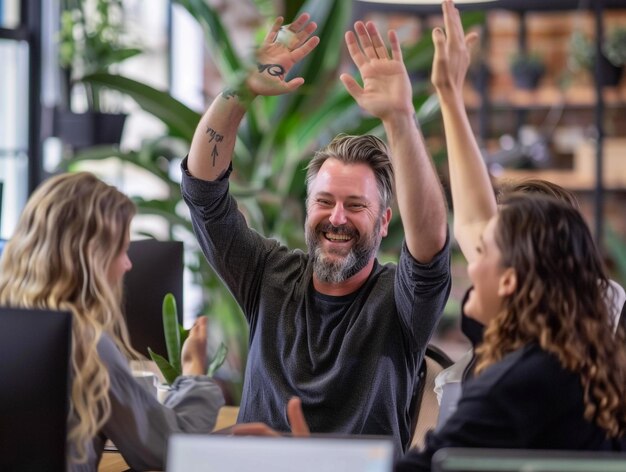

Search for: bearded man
xmin=182 ymin=13 xmax=450 ymax=454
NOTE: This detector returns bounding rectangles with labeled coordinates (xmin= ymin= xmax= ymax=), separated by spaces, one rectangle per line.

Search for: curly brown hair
xmin=475 ymin=194 xmax=626 ymax=437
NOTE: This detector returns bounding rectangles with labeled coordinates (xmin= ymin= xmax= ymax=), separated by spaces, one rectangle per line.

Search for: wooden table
xmin=98 ymin=406 xmax=239 ymax=472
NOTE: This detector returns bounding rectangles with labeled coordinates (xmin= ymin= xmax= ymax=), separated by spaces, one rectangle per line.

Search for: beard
xmin=306 ymin=218 xmax=382 ymax=284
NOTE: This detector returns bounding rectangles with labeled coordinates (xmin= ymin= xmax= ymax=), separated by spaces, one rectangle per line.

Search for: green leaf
xmin=174 ymin=0 xmax=244 ymax=81
xmin=80 ymin=73 xmax=200 ymax=141
xmin=207 ymin=342 xmax=228 ymax=377
xmin=61 ymin=146 xmax=178 ymax=193
xmin=95 ymin=47 xmax=143 ymax=72
xmin=180 ymin=325 xmax=190 ymax=346
xmin=148 ymin=348 xmax=180 ymax=385
xmin=163 ymin=293 xmax=182 ymax=373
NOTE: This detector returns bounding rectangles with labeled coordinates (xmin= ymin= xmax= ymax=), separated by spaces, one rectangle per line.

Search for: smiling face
xmin=464 ymin=216 xmax=516 ymax=325
xmin=305 ymin=158 xmax=391 ymax=285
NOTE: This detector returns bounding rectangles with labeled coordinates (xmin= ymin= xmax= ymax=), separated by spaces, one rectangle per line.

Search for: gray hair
xmin=306 ymin=134 xmax=395 ymax=210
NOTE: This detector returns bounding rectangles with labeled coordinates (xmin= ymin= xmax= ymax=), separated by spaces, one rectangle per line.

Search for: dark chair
xmin=123 ymin=239 xmax=184 ymax=357
xmin=0 ymin=307 xmax=71 ymax=471
xmin=409 ymin=344 xmax=454 ymax=450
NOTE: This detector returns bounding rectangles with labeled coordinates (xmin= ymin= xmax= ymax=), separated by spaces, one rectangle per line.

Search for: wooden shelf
xmin=493 ymin=137 xmax=626 ymax=191
xmin=494 ymin=168 xmax=596 ymax=191
xmin=464 ymin=84 xmax=626 ymax=110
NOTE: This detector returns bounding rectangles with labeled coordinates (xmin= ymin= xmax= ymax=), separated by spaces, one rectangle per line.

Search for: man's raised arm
xmin=340 ymin=21 xmax=447 ymax=263
xmin=188 ymin=14 xmax=319 ymax=181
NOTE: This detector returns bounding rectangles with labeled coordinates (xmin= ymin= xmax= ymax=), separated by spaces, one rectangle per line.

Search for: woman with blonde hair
xmin=0 ymin=172 xmax=223 ymax=471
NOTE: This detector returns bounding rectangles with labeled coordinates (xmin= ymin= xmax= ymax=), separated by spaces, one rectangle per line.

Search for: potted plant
xmin=509 ymin=52 xmax=546 ymax=90
xmin=468 ymin=60 xmax=492 ymax=92
xmin=602 ymin=26 xmax=626 ymax=82
xmin=55 ymin=0 xmax=142 ymax=149
xmin=149 ymin=293 xmax=227 ymax=388
xmin=569 ymin=28 xmax=625 ymax=87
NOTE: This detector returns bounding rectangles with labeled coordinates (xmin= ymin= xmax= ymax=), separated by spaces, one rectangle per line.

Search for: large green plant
xmin=59 ymin=0 xmax=142 ymax=111
xmin=62 ymin=1 xmax=484 ymax=402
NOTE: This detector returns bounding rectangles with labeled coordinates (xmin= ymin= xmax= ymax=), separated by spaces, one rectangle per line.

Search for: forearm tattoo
xmin=258 ymin=63 xmax=285 ymax=78
xmin=205 ymin=126 xmax=224 ymax=167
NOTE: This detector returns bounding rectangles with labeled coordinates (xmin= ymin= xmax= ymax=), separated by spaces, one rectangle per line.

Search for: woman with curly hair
xmin=394 ymin=193 xmax=626 ymax=470
xmin=0 ymin=172 xmax=223 ymax=471
xmin=430 ymin=0 xmax=624 ymax=412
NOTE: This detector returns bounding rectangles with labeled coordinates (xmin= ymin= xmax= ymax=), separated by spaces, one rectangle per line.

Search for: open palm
xmin=246 ymin=14 xmax=319 ymax=97
xmin=341 ymin=21 xmax=414 ymax=120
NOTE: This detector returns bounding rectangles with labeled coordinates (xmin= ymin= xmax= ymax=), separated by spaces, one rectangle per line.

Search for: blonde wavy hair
xmin=0 ymin=172 xmax=139 ymax=463
xmin=475 ymin=194 xmax=626 ymax=437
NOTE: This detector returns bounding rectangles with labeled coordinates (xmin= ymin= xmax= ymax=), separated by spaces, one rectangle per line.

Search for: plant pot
xmin=157 ymin=383 xmax=171 ymax=403
xmin=512 ymin=69 xmax=544 ymax=90
xmin=54 ymin=108 xmax=127 ymax=149
xmin=594 ymin=54 xmax=624 ymax=87
xmin=468 ymin=62 xmax=492 ymax=92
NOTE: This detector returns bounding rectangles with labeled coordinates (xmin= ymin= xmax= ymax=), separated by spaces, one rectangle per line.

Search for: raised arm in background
xmin=431 ymin=0 xmax=496 ymax=263
xmin=187 ymin=14 xmax=319 ymax=181
xmin=340 ymin=21 xmax=447 ymax=263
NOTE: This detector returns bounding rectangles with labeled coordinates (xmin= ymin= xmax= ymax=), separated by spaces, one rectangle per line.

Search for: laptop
xmin=167 ymin=434 xmax=394 ymax=472
xmin=432 ymin=447 xmax=626 ymax=472
xmin=0 ymin=307 xmax=72 ymax=471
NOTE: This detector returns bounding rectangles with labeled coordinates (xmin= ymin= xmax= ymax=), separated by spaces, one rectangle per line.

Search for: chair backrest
xmin=409 ymin=344 xmax=453 ymax=450
xmin=123 ymin=239 xmax=184 ymax=356
xmin=0 ymin=307 xmax=71 ymax=471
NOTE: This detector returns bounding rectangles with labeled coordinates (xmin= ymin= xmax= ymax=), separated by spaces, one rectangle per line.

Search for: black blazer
xmin=395 ymin=343 xmax=625 ymax=472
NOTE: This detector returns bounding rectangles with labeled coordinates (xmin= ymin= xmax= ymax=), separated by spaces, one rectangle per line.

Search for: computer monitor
xmin=0 ymin=307 xmax=72 ymax=472
xmin=167 ymin=435 xmax=395 ymax=472
xmin=123 ymin=239 xmax=184 ymax=357
xmin=432 ymin=447 xmax=626 ymax=472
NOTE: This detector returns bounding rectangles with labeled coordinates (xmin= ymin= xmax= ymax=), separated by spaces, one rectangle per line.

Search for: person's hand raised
xmin=245 ymin=14 xmax=320 ymax=98
xmin=181 ymin=316 xmax=209 ymax=376
xmin=431 ymin=0 xmax=479 ymax=99
xmin=340 ymin=21 xmax=414 ymax=120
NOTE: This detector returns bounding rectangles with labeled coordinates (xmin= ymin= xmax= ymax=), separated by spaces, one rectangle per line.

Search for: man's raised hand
xmin=245 ymin=14 xmax=320 ymax=97
xmin=340 ymin=21 xmax=414 ymax=120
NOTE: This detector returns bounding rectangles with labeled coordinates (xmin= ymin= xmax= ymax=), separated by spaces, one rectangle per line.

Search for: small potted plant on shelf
xmin=569 ymin=28 xmax=625 ymax=87
xmin=149 ymin=293 xmax=228 ymax=400
xmin=602 ymin=26 xmax=626 ymax=83
xmin=509 ymin=52 xmax=546 ymax=90
xmin=55 ymin=0 xmax=142 ymax=149
xmin=467 ymin=60 xmax=492 ymax=92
